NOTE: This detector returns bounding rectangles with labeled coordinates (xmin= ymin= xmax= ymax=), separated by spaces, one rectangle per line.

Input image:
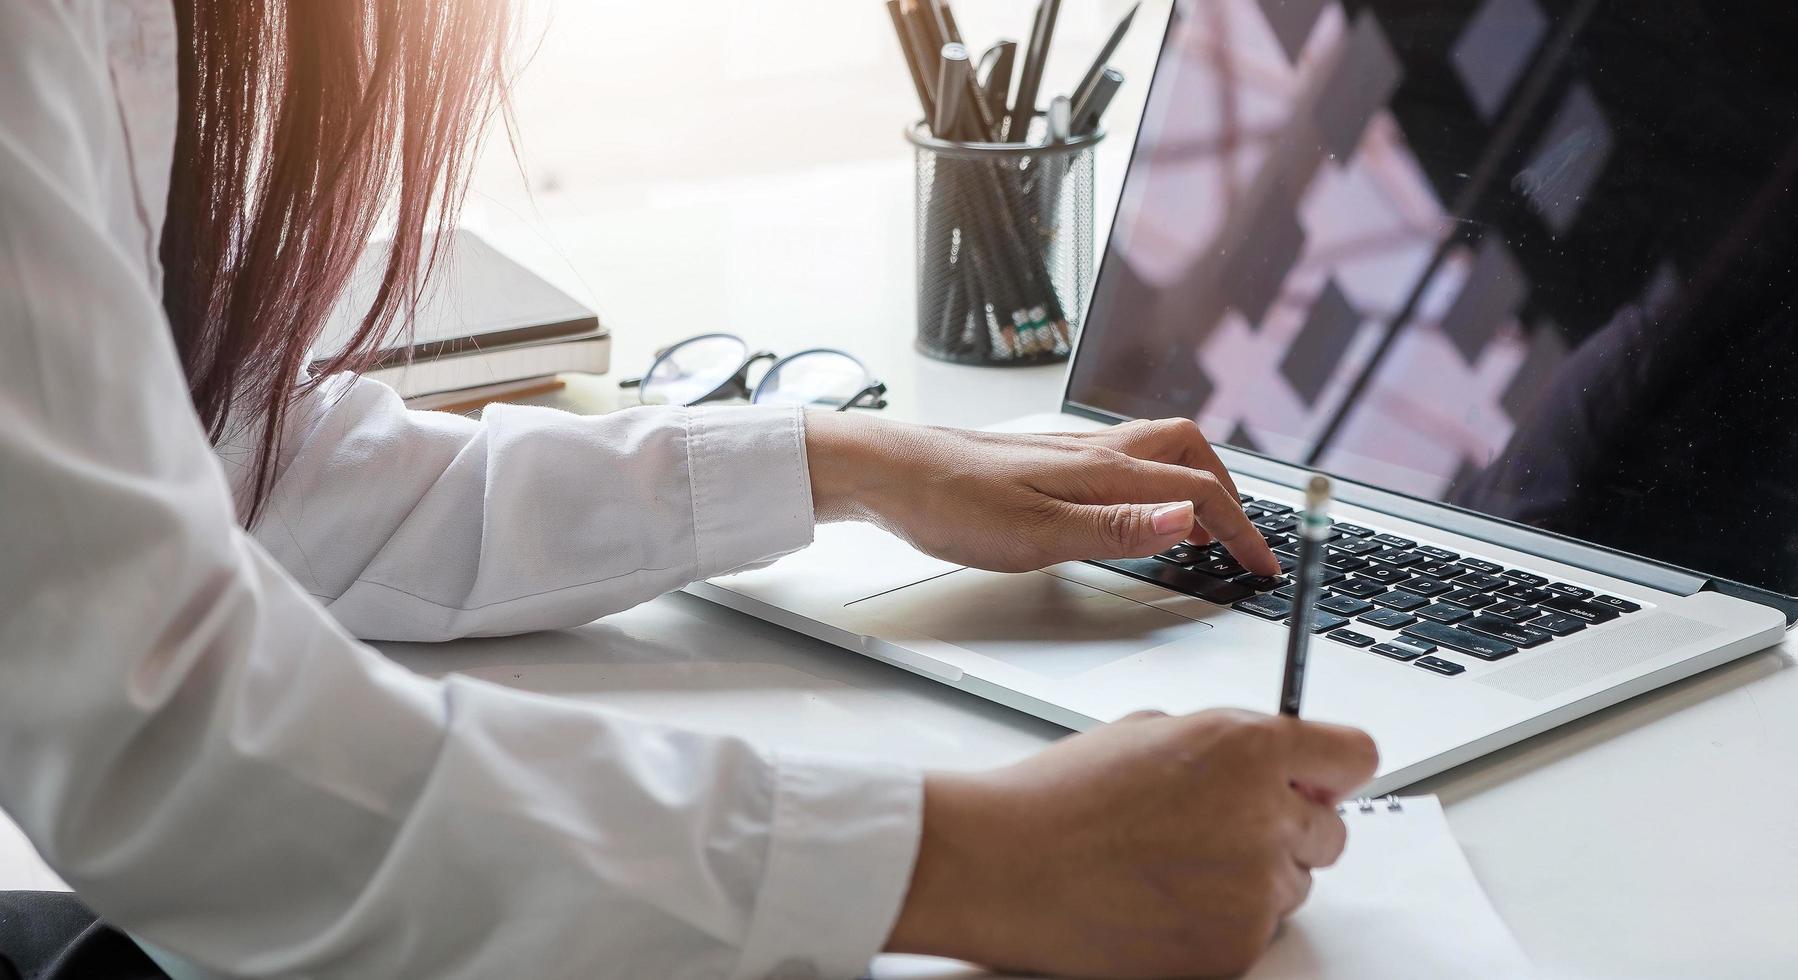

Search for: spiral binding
xmin=1338 ymin=795 xmax=1405 ymax=814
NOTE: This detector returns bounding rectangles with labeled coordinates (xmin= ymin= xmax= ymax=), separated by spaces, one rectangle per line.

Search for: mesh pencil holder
xmin=908 ymin=121 xmax=1102 ymax=366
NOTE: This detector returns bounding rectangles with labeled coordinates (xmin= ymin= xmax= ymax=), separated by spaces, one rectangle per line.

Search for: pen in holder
xmin=908 ymin=118 xmax=1102 ymax=366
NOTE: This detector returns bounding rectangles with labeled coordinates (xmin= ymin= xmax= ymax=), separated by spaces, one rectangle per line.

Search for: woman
xmin=0 ymin=1 xmax=1376 ymax=977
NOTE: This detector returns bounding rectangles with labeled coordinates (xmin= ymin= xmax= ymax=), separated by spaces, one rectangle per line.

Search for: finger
xmin=1275 ymin=720 xmax=1381 ymax=800
xmin=1290 ymin=802 xmax=1349 ymax=871
xmin=1159 ymin=420 xmax=1244 ymax=502
xmin=1289 ymin=779 xmax=1336 ymax=807
xmin=1092 ymin=418 xmax=1245 ymax=501
xmin=1175 ymin=428 xmax=1243 ymax=502
xmin=1055 ymin=499 xmax=1199 ymax=559
xmin=1094 ymin=460 xmax=1278 ymax=576
xmin=1277 ymin=861 xmax=1316 ymax=919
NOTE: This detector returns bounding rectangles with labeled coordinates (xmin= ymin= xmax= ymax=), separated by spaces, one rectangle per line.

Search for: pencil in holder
xmin=908 ymin=120 xmax=1102 ymax=366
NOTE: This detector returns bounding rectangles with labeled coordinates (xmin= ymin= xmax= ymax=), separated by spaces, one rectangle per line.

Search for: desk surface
xmin=374 ymin=606 xmax=1798 ymax=980
xmin=5 ymin=110 xmax=1797 ymax=980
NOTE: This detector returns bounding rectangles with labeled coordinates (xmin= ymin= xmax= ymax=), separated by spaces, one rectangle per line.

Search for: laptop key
xmin=1414 ymin=559 xmax=1464 ymax=579
xmin=1333 ymin=523 xmax=1375 ymax=538
xmin=1527 ymin=612 xmax=1588 ymax=637
xmin=1359 ymin=566 xmax=1413 ymax=585
xmin=1257 ymin=501 xmax=1295 ymax=515
xmin=1453 ymin=571 xmax=1510 ymax=592
xmin=1261 ymin=533 xmax=1293 ymax=549
xmin=1415 ymin=656 xmax=1467 ymax=676
xmin=1501 ymin=570 xmax=1549 ymax=588
xmin=1497 ymin=584 xmax=1555 ymax=604
xmin=1238 ymin=493 xmax=1256 ymax=504
xmin=1371 ymin=642 xmax=1424 ymax=662
xmin=1591 ymin=595 xmax=1643 ymax=614
xmin=1402 ymin=577 xmax=1452 ymax=598
xmin=1388 ymin=636 xmax=1438 ymax=656
xmin=1402 ymin=621 xmax=1518 ymax=661
xmin=1094 ymin=559 xmax=1258 ymax=605
xmin=1415 ymin=602 xmax=1473 ymax=624
xmin=1333 ymin=538 xmax=1384 ymax=556
xmin=1369 ymin=550 xmax=1424 ymax=568
xmin=1462 ymin=615 xmax=1553 ymax=649
xmin=1358 ymin=607 xmax=1418 ymax=630
xmin=1329 ymin=630 xmax=1376 ymax=648
xmin=1195 ymin=557 xmax=1247 ymax=578
xmin=1284 ymin=612 xmax=1351 ymax=634
xmin=1318 ymin=594 xmax=1375 ymax=617
xmin=1456 ymin=558 xmax=1504 ymax=575
xmin=1415 ymin=546 xmax=1461 ymax=562
xmin=1156 ymin=545 xmax=1205 ymax=566
xmin=1484 ymin=601 xmax=1540 ymax=623
xmin=1335 ymin=578 xmax=1389 ymax=599
xmin=1372 ymin=590 xmax=1429 ymax=612
xmin=1539 ymin=594 xmax=1622 ymax=623
xmin=1254 ymin=515 xmax=1300 ymax=534
xmin=1441 ymin=588 xmax=1497 ymax=609
xmin=1232 ymin=574 xmax=1290 ymax=593
xmin=1372 ymin=533 xmax=1416 ymax=549
xmin=1323 ymin=555 xmax=1369 ymax=573
xmin=1545 ymin=583 xmax=1594 ymax=600
xmin=1233 ymin=593 xmax=1294 ymax=621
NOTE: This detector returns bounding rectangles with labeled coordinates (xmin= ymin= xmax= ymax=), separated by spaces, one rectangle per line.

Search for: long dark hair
xmin=160 ymin=0 xmax=513 ymax=525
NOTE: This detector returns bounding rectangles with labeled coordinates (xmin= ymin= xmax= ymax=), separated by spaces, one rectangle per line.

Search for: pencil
xmin=1281 ymin=475 xmax=1333 ymax=717
xmin=885 ymin=0 xmax=935 ymax=119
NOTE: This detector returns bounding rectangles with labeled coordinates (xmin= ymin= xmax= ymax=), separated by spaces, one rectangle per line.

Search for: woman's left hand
xmin=804 ymin=413 xmax=1280 ymax=577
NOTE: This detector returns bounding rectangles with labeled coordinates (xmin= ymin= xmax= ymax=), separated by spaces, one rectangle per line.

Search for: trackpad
xmin=851 ymin=568 xmax=1213 ymax=679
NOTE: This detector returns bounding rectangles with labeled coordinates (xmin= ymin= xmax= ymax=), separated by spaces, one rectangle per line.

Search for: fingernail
xmin=1150 ymin=502 xmax=1193 ymax=536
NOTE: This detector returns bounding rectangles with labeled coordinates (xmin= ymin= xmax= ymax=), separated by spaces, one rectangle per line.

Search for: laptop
xmin=691 ymin=0 xmax=1797 ymax=793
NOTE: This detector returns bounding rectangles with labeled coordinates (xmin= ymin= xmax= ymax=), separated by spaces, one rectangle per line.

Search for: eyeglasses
xmin=621 ymin=333 xmax=889 ymax=412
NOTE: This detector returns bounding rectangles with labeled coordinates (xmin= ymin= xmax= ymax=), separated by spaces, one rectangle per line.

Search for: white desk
xmin=6 ymin=107 xmax=1798 ymax=980
xmin=371 ymin=607 xmax=1798 ymax=980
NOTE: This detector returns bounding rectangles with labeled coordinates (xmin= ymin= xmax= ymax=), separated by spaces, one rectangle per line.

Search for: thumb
xmin=1075 ymin=499 xmax=1194 ymax=559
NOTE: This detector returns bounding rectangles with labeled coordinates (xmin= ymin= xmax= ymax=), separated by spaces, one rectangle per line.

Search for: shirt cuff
xmin=732 ymin=752 xmax=925 ymax=980
xmin=686 ymin=406 xmax=817 ymax=578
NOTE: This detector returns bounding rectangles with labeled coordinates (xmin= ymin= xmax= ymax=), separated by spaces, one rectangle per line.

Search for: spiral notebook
xmin=872 ymin=795 xmax=1531 ymax=980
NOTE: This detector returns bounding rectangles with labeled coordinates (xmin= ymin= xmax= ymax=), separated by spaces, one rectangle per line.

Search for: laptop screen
xmin=1068 ymin=0 xmax=1798 ymax=599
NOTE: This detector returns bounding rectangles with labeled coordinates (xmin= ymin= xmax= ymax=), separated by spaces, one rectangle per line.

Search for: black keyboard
xmin=1092 ymin=494 xmax=1646 ymax=679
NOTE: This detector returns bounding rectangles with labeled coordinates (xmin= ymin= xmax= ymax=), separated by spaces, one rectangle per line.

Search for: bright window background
xmin=472 ymin=1 xmax=1164 ymax=192
xmin=459 ymin=0 xmax=1170 ymax=406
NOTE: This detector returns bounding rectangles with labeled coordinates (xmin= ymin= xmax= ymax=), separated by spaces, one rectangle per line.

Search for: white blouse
xmin=0 ymin=2 xmax=921 ymax=978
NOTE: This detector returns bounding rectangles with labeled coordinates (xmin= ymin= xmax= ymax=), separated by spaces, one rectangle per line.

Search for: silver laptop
xmin=692 ymin=1 xmax=1797 ymax=793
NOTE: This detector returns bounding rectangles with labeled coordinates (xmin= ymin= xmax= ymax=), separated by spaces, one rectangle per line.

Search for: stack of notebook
xmin=316 ymin=230 xmax=608 ymax=408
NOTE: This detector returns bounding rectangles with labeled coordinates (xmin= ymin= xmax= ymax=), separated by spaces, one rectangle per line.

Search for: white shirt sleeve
xmin=237 ymin=376 xmax=818 ymax=642
xmin=0 ymin=4 xmax=922 ymax=978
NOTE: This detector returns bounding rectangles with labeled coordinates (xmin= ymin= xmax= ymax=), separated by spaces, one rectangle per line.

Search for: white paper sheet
xmin=870 ymin=796 xmax=1531 ymax=980
xmin=1244 ymin=795 xmax=1531 ymax=979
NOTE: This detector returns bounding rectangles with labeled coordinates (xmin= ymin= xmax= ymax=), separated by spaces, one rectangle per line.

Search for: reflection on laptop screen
xmin=1069 ymin=0 xmax=1798 ymax=599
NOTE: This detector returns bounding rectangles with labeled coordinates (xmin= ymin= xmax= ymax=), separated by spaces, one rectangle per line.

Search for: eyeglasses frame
xmin=622 ymin=333 xmax=888 ymax=412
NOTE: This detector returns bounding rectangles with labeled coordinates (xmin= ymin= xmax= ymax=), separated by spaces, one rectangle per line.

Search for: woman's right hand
xmin=886 ymin=709 xmax=1380 ymax=978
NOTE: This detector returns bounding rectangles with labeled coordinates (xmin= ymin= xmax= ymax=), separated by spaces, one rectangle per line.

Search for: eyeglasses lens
xmin=753 ymin=351 xmax=873 ymax=409
xmin=638 ymin=335 xmax=750 ymax=406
